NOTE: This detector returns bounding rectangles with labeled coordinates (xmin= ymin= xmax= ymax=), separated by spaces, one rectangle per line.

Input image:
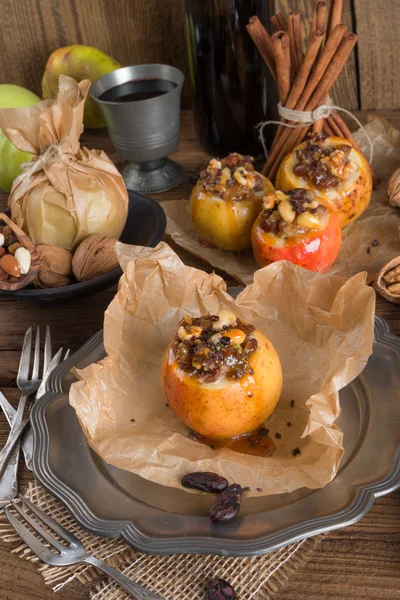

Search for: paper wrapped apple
xmin=0 ymin=84 xmax=41 ymax=192
xmin=0 ymin=75 xmax=128 ymax=251
xmin=42 ymin=45 xmax=121 ymax=129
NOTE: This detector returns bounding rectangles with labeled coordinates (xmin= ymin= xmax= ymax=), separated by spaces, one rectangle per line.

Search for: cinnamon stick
xmin=306 ymin=33 xmax=358 ymax=109
xmin=287 ymin=12 xmax=303 ymax=81
xmin=272 ymin=32 xmax=291 ymax=105
xmin=311 ymin=2 xmax=330 ymax=132
xmin=270 ymin=12 xmax=287 ymax=33
xmin=323 ymin=120 xmax=336 ymax=136
xmin=327 ymin=0 xmax=344 ymax=38
xmin=272 ymin=29 xmax=324 ymax=149
xmin=299 ymin=24 xmax=347 ymax=110
xmin=246 ymin=16 xmax=277 ymax=81
xmin=316 ymin=1 xmax=328 ymax=31
xmin=264 ymin=32 xmax=358 ymax=181
xmin=264 ymin=24 xmax=348 ymax=176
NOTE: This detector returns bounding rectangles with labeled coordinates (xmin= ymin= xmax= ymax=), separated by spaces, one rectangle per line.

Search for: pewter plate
xmin=31 ymin=315 xmax=400 ymax=556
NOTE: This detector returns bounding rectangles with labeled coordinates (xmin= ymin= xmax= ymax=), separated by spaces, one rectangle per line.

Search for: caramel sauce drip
xmin=190 ymin=430 xmax=276 ymax=458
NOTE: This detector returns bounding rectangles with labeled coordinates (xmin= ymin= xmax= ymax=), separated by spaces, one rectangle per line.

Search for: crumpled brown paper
xmin=354 ymin=115 xmax=400 ymax=181
xmin=0 ymin=75 xmax=128 ymax=250
xmin=69 ymin=242 xmax=375 ymax=495
xmin=164 ymin=116 xmax=400 ymax=286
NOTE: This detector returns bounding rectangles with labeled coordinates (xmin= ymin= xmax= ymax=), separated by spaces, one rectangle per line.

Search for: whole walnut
xmin=387 ymin=167 xmax=400 ymax=207
xmin=72 ymin=234 xmax=119 ymax=282
xmin=33 ymin=245 xmax=73 ymax=288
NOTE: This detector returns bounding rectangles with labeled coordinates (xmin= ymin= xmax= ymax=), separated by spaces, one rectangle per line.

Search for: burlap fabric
xmin=0 ymin=483 xmax=320 ymax=599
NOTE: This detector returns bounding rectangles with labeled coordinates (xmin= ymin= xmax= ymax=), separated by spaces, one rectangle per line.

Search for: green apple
xmin=0 ymin=84 xmax=41 ymax=192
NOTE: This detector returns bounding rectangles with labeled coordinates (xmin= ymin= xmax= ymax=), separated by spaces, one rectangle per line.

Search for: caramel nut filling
xmin=259 ymin=189 xmax=327 ymax=237
xmin=293 ymin=134 xmax=354 ymax=189
xmin=172 ymin=311 xmax=258 ymax=383
xmin=198 ymin=153 xmax=266 ymax=200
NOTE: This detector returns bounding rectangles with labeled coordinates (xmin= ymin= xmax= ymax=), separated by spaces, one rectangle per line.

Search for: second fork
xmin=0 ymin=327 xmax=48 ymax=476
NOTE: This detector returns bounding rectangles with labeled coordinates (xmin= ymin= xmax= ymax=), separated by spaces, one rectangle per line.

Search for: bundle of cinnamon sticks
xmin=247 ymin=0 xmax=379 ymax=186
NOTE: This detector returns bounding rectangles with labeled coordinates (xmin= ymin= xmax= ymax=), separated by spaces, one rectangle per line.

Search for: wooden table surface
xmin=0 ymin=111 xmax=398 ymax=600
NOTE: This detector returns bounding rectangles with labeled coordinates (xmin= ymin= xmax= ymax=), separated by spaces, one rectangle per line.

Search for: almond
xmin=0 ymin=254 xmax=21 ymax=277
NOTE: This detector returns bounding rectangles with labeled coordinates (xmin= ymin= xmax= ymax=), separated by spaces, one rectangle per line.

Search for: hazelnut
xmin=8 ymin=242 xmax=22 ymax=256
xmin=178 ymin=325 xmax=202 ymax=341
xmin=2 ymin=226 xmax=17 ymax=247
xmin=212 ymin=309 xmax=237 ymax=331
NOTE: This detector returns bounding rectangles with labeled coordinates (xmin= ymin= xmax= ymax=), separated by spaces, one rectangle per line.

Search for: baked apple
xmin=160 ymin=310 xmax=282 ymax=440
xmin=275 ymin=134 xmax=372 ymax=227
xmin=190 ymin=153 xmax=274 ymax=251
xmin=251 ymin=189 xmax=342 ymax=273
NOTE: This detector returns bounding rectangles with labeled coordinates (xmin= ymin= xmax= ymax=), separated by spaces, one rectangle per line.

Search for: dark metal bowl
xmin=0 ymin=191 xmax=166 ymax=301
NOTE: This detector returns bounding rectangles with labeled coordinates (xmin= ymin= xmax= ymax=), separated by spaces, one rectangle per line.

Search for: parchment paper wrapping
xmin=0 ymin=75 xmax=128 ymax=250
xmin=164 ymin=117 xmax=400 ymax=286
xmin=70 ymin=242 xmax=375 ymax=496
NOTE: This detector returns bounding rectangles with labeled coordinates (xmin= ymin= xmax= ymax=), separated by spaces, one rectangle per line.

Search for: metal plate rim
xmin=31 ymin=315 xmax=400 ymax=556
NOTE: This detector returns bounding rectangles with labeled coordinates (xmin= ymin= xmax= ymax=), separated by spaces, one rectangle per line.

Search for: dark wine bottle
xmin=184 ymin=0 xmax=278 ymax=157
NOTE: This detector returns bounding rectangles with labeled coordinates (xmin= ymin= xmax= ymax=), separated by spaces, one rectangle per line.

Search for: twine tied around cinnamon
xmin=257 ymin=101 xmax=374 ymax=165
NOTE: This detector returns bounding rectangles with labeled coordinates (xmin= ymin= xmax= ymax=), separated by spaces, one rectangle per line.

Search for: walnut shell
xmin=72 ymin=234 xmax=119 ymax=282
xmin=374 ymin=256 xmax=400 ymax=304
xmin=33 ymin=245 xmax=73 ymax=288
xmin=387 ymin=167 xmax=400 ymax=207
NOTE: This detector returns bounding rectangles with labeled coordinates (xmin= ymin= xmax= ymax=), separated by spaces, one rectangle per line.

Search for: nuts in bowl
xmin=276 ymin=134 xmax=372 ymax=228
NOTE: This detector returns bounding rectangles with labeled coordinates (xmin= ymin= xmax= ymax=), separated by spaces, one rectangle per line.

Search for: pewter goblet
xmin=91 ymin=64 xmax=184 ymax=194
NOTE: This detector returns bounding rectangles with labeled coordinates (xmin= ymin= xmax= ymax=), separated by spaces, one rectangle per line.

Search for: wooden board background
xmin=0 ymin=0 xmax=399 ymax=110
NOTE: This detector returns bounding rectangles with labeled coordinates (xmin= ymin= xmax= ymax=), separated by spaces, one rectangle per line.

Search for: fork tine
xmin=64 ymin=349 xmax=70 ymax=361
xmin=11 ymin=501 xmax=66 ymax=552
xmin=17 ymin=328 xmax=32 ymax=383
xmin=31 ymin=327 xmax=40 ymax=381
xmin=18 ymin=495 xmax=81 ymax=546
xmin=4 ymin=506 xmax=55 ymax=562
xmin=43 ymin=326 xmax=52 ymax=376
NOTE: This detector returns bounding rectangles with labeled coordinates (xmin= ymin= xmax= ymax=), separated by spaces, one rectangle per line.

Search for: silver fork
xmin=4 ymin=496 xmax=164 ymax=600
xmin=22 ymin=344 xmax=66 ymax=471
xmin=0 ymin=348 xmax=67 ymax=502
xmin=0 ymin=327 xmax=45 ymax=476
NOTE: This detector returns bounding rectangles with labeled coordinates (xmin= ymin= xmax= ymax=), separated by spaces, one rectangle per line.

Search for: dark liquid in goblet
xmin=99 ymin=78 xmax=177 ymax=103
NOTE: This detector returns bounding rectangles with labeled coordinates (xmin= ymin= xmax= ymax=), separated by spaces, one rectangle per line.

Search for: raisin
xmin=258 ymin=427 xmax=270 ymax=436
xmin=209 ymin=484 xmax=242 ymax=523
xmin=182 ymin=472 xmax=228 ymax=493
xmin=207 ymin=578 xmax=238 ymax=600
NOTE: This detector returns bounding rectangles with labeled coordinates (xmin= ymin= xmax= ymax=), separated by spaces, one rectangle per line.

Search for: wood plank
xmin=275 ymin=0 xmax=358 ymax=109
xmin=0 ymin=0 xmax=191 ymax=107
xmin=354 ymin=0 xmax=400 ymax=110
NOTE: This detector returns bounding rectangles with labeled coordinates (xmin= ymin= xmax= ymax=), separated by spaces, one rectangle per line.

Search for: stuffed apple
xmin=190 ymin=153 xmax=274 ymax=251
xmin=252 ymin=189 xmax=342 ymax=273
xmin=276 ymin=135 xmax=372 ymax=227
xmin=160 ymin=310 xmax=282 ymax=440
